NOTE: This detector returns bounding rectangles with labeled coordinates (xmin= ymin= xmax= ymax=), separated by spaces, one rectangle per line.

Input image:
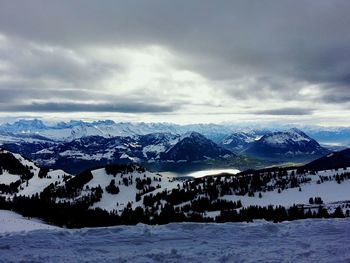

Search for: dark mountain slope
xmin=161 ymin=132 xmax=233 ymax=161
xmin=304 ymin=148 xmax=350 ymax=171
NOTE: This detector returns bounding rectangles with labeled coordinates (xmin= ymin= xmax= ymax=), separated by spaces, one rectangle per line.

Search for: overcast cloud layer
xmin=0 ymin=0 xmax=349 ymax=125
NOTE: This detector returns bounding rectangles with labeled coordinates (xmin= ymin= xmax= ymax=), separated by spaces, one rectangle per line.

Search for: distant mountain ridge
xmin=0 ymin=119 xmax=233 ymax=142
xmin=0 ymin=119 xmax=338 ymax=173
xmin=1 ymin=119 xmax=348 ymax=174
xmin=1 ymin=119 xmax=349 ymax=147
xmin=2 ymin=132 xmax=235 ymax=173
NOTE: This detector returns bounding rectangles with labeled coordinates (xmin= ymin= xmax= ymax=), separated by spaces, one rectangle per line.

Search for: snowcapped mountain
xmin=0 ymin=119 xmax=241 ymax=143
xmin=1 ymin=132 xmax=234 ymax=174
xmin=0 ymin=122 xmax=333 ymax=172
xmin=244 ymin=128 xmax=330 ymax=160
xmin=1 ymin=119 xmax=350 ymax=148
xmin=0 ymin=119 xmax=347 ymax=170
xmin=161 ymin=132 xmax=233 ymax=161
xmin=219 ymin=132 xmax=258 ymax=153
xmin=0 ymin=119 xmax=47 ymax=133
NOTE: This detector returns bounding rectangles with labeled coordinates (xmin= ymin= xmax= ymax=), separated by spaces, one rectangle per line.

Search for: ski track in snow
xmin=0 ymin=216 xmax=349 ymax=263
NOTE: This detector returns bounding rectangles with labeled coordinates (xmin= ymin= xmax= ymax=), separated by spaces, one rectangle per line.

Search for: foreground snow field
xmin=0 ymin=210 xmax=349 ymax=263
xmin=0 ymin=210 xmax=58 ymax=233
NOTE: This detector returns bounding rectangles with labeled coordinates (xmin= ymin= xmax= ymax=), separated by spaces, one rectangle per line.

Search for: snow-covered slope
xmin=222 ymin=168 xmax=350 ymax=212
xmin=0 ymin=210 xmax=58 ymax=233
xmin=82 ymin=167 xmax=180 ymax=212
xmin=18 ymin=168 xmax=69 ymax=197
xmin=219 ymin=132 xmax=257 ymax=152
xmin=0 ymin=149 xmax=71 ymax=197
xmin=0 ymin=218 xmax=349 ymax=263
xmin=2 ymin=148 xmax=350 ymax=216
xmin=39 ymin=162 xmax=350 ymax=218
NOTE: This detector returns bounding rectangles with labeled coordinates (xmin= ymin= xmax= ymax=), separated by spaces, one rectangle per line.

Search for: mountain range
xmin=2 ymin=132 xmax=235 ymax=173
xmin=0 ymin=119 xmax=345 ymax=174
xmin=0 ymin=119 xmax=232 ymax=142
xmin=1 ymin=119 xmax=349 ymax=146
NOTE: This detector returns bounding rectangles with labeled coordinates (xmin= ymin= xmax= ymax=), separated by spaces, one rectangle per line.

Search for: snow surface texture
xmin=0 ymin=213 xmax=349 ymax=263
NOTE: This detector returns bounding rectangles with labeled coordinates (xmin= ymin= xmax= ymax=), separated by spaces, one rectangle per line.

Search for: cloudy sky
xmin=0 ymin=0 xmax=350 ymax=125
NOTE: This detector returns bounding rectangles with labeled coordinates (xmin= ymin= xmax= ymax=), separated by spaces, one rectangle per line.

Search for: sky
xmin=0 ymin=0 xmax=350 ymax=125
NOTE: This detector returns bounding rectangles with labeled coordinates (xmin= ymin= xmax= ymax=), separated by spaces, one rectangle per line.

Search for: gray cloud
xmin=0 ymin=1 xmax=349 ymax=120
xmin=254 ymin=108 xmax=314 ymax=116
xmin=4 ymin=2 xmax=348 ymax=97
xmin=318 ymin=86 xmax=350 ymax=104
xmin=2 ymin=102 xmax=177 ymax=113
xmin=0 ymin=36 xmax=119 ymax=87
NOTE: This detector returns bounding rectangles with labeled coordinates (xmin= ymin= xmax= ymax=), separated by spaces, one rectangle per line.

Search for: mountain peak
xmin=1 ymin=119 xmax=47 ymax=133
xmin=245 ymin=128 xmax=329 ymax=159
xmin=181 ymin=131 xmax=205 ymax=140
xmin=162 ymin=132 xmax=233 ymax=161
xmin=288 ymin=128 xmax=308 ymax=136
xmin=14 ymin=119 xmax=45 ymax=127
xmin=261 ymin=129 xmax=312 ymax=146
xmin=91 ymin=120 xmax=116 ymax=126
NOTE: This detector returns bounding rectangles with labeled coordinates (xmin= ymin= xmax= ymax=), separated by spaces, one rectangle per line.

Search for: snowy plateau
xmin=0 ymin=210 xmax=349 ymax=263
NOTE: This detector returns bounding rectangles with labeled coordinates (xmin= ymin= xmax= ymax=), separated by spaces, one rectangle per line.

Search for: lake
xmin=161 ymin=168 xmax=240 ymax=178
